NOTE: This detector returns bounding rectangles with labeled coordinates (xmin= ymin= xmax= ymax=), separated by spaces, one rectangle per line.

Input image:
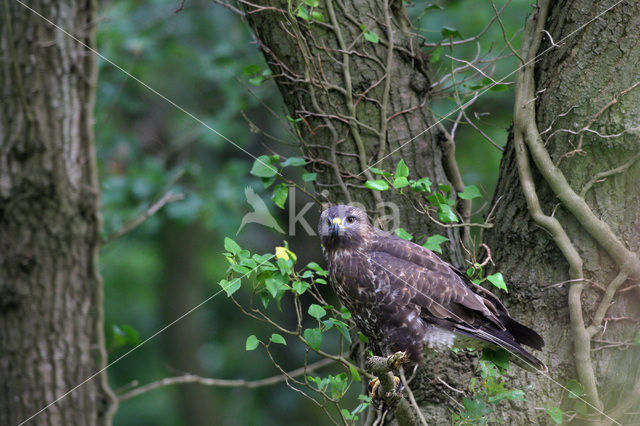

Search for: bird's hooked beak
xmin=331 ymin=217 xmax=342 ymax=237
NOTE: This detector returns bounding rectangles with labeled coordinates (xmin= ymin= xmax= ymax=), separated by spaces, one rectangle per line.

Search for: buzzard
xmin=318 ymin=205 xmax=545 ymax=371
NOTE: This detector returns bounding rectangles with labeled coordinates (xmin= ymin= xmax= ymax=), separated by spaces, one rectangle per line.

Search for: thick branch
xmin=366 ymin=352 xmax=416 ymax=426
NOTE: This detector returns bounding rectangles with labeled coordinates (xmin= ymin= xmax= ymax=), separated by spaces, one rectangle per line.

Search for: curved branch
xmin=118 ymin=357 xmax=336 ymax=402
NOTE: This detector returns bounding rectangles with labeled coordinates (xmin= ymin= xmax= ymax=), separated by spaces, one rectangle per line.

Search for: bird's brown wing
xmin=368 ymin=230 xmax=545 ymax=369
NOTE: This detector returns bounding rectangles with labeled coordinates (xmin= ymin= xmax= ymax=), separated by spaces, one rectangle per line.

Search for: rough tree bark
xmin=240 ymin=0 xmax=484 ymax=422
xmin=487 ymin=0 xmax=640 ymax=423
xmin=0 ymin=1 xmax=117 ymax=424
xmin=242 ymin=0 xmax=640 ymax=423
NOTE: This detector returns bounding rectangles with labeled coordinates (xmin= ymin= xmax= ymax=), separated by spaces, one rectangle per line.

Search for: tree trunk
xmin=0 ymin=1 xmax=117 ymax=424
xmin=242 ymin=0 xmax=640 ymax=423
xmin=244 ymin=0 xmax=468 ymax=267
xmin=487 ymin=0 xmax=640 ymax=423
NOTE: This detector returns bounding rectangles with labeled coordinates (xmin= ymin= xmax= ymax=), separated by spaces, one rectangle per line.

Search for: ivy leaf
xmin=422 ymin=234 xmax=449 ymax=254
xmin=245 ymin=335 xmax=259 ymax=351
xmin=393 ymin=176 xmax=410 ymax=189
xmin=270 ymin=333 xmax=287 ymax=345
xmin=250 ymin=155 xmax=278 ymax=178
xmin=481 ymin=347 xmax=510 ymax=370
xmin=224 ymin=237 xmax=241 ymax=255
xmin=363 ymin=30 xmax=379 ymax=44
xmin=357 ymin=332 xmax=369 ymax=344
xmin=394 ymin=228 xmax=413 ymax=240
xmin=272 ymin=183 xmax=288 ymax=209
xmin=219 ymin=278 xmax=241 ymax=297
xmin=411 ymin=176 xmax=432 ymax=192
xmin=265 ymin=274 xmax=287 ymax=298
xmin=545 ymin=406 xmax=563 ymax=425
xmin=292 ymin=280 xmax=310 ymax=295
xmin=487 ymin=272 xmax=508 ymax=293
xmin=566 ymin=379 xmax=584 ymax=399
xmin=308 ymin=304 xmax=326 ymax=320
xmin=430 ymin=45 xmax=443 ymax=63
xmin=303 ymin=0 xmax=319 ymax=6
xmin=281 ymin=157 xmax=306 ymax=167
xmin=296 ymin=6 xmax=311 ymax=21
xmin=395 ymin=159 xmax=409 ymax=178
xmin=438 ymin=204 xmax=459 ymax=223
xmin=304 ymin=327 xmax=323 ymax=350
xmin=441 ymin=26 xmax=462 ymax=39
xmin=349 ymin=364 xmax=361 ymax=382
xmin=302 ymin=172 xmax=317 ymax=182
xmin=368 ymin=167 xmax=392 ymax=177
xmin=242 ymin=64 xmax=261 ymax=75
xmin=364 ymin=180 xmax=389 ymax=191
xmin=458 ymin=185 xmax=482 ymax=200
xmin=311 ymin=10 xmax=324 ymax=21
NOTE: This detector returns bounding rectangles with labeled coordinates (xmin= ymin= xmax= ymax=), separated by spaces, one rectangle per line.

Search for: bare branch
xmin=118 ymin=357 xmax=335 ymax=402
xmin=102 ymin=191 xmax=185 ymax=245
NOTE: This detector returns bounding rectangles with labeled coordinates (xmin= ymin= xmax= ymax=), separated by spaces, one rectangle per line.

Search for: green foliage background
xmin=96 ymin=0 xmax=532 ymax=423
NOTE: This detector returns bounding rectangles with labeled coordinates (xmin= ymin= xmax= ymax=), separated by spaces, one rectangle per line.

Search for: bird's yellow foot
xmin=368 ymin=376 xmax=403 ymax=409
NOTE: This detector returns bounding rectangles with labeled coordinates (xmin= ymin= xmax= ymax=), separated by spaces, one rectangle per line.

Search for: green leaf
xmin=271 ymin=183 xmax=288 ymax=209
xmin=363 ymin=30 xmax=379 ymax=44
xmin=242 ymin=64 xmax=261 ymax=75
xmin=245 ymin=335 xmax=259 ymax=351
xmin=487 ymin=272 xmax=508 ymax=293
xmin=219 ymin=278 xmax=241 ymax=297
xmin=422 ymin=234 xmax=449 ymax=254
xmin=296 ymin=6 xmax=310 ymax=21
xmin=265 ymin=274 xmax=287 ymax=298
xmin=364 ymin=180 xmax=389 ymax=191
xmin=395 ymin=159 xmax=409 ymax=178
xmin=438 ymin=204 xmax=459 ymax=223
xmin=349 ymin=364 xmax=361 ymax=382
xmin=248 ymin=76 xmax=263 ymax=86
xmin=430 ymin=45 xmax=443 ymax=63
xmin=250 ymin=155 xmax=278 ymax=178
xmin=394 ymin=228 xmax=413 ymax=240
xmin=490 ymin=84 xmax=509 ymax=92
xmin=329 ymin=373 xmax=348 ymax=398
xmin=458 ymin=185 xmax=482 ymax=200
xmin=488 ymin=389 xmax=525 ymax=403
xmin=566 ymin=379 xmax=584 ymax=399
xmin=634 ymin=329 xmax=640 ymax=345
xmin=281 ymin=157 xmax=306 ymax=167
xmin=311 ymin=10 xmax=324 ymax=21
xmin=303 ymin=0 xmax=319 ymax=6
xmin=357 ymin=332 xmax=369 ymax=344
xmin=270 ymin=333 xmax=287 ymax=345
xmin=302 ymin=172 xmax=317 ymax=182
xmin=545 ymin=406 xmax=563 ymax=425
xmin=481 ymin=347 xmax=510 ymax=370
xmin=393 ymin=176 xmax=410 ymax=189
xmin=411 ymin=176 xmax=432 ymax=192
xmin=261 ymin=176 xmax=276 ymax=188
xmin=224 ymin=237 xmax=241 ymax=255
xmin=292 ymin=280 xmax=310 ymax=295
xmin=308 ymin=304 xmax=326 ymax=320
xmin=441 ymin=26 xmax=462 ymax=39
xmin=368 ymin=167 xmax=392 ymax=177
xmin=304 ymin=327 xmax=323 ymax=350
xmin=340 ymin=307 xmax=352 ymax=320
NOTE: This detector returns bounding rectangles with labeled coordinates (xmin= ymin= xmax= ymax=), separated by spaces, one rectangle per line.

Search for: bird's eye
xmin=346 ymin=216 xmax=356 ymax=223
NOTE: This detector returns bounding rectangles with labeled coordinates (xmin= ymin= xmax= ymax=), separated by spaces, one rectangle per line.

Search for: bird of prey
xmin=318 ymin=205 xmax=545 ymax=371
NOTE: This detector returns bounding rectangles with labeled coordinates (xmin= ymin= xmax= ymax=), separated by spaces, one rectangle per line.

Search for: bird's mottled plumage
xmin=318 ymin=205 xmax=545 ymax=371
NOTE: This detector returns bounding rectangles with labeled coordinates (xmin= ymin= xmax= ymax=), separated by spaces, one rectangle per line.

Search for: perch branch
xmin=366 ymin=352 xmax=416 ymax=426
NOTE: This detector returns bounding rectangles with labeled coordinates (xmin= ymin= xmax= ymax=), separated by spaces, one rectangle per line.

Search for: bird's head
xmin=318 ymin=205 xmax=370 ymax=250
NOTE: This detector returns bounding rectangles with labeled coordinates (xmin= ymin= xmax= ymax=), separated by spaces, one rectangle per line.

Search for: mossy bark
xmin=0 ymin=1 xmax=116 ymax=424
